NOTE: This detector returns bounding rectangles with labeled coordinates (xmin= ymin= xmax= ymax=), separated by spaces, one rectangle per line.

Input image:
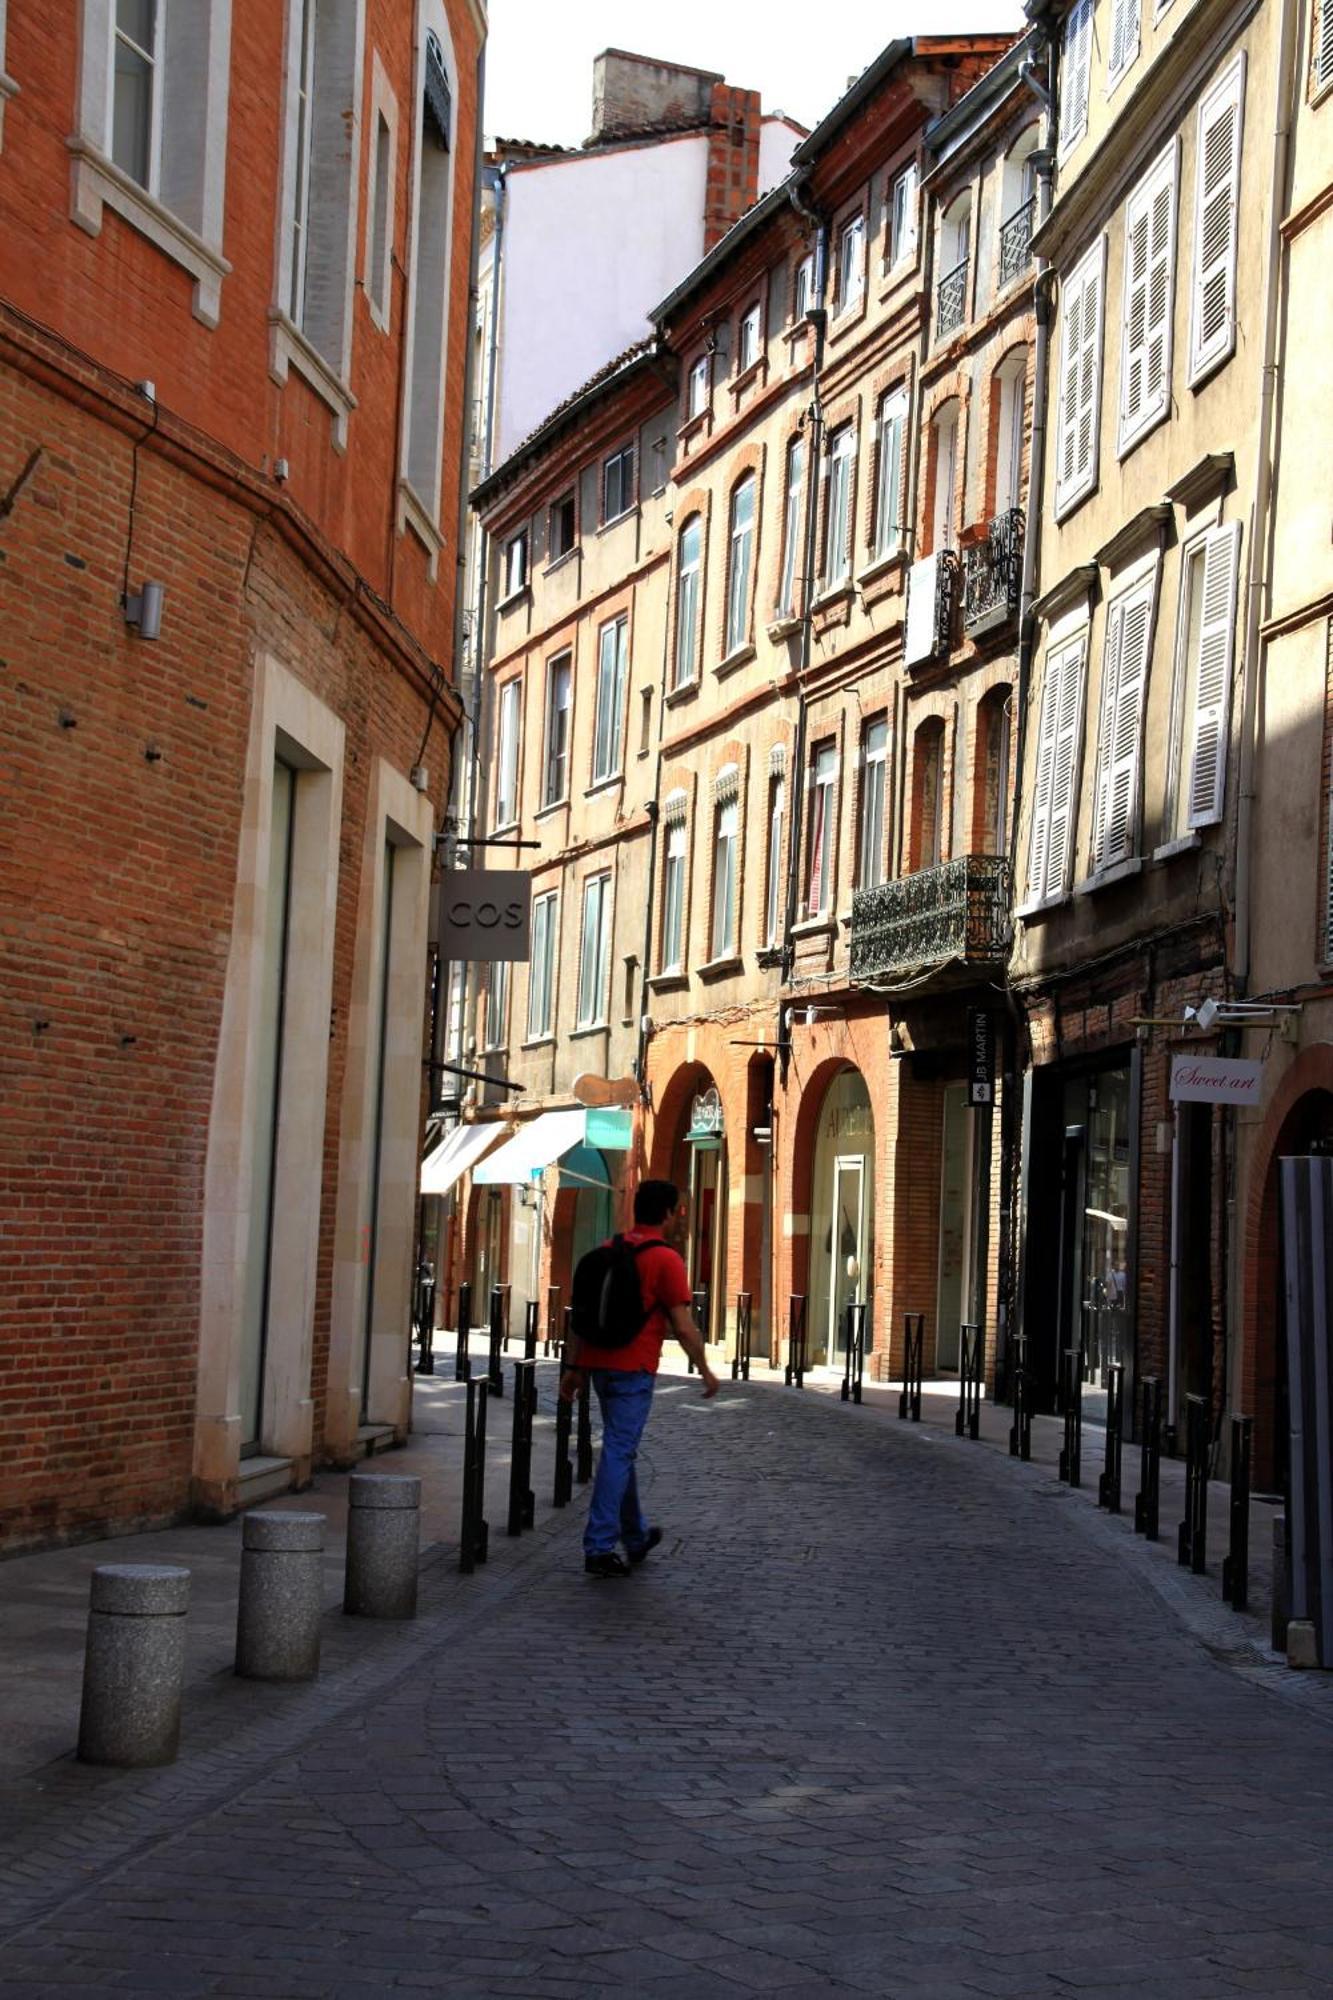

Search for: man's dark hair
xmin=634 ymin=1179 xmax=680 ymax=1226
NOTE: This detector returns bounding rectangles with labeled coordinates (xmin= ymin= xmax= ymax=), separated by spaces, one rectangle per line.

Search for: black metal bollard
xmin=899 ymin=1313 xmax=924 ymax=1422
xmin=553 ymin=1373 xmax=574 ymax=1508
xmin=1098 ymin=1361 xmax=1124 ymax=1513
xmin=454 ymin=1281 xmax=473 ymax=1382
xmin=1134 ymin=1375 xmax=1162 ymax=1541
xmin=459 ymin=1377 xmax=490 ymax=1574
xmin=956 ymin=1323 xmax=981 ymax=1441
xmin=1222 ymin=1414 xmax=1252 ymax=1611
xmin=413 ymin=1265 xmax=437 ymax=1375
xmin=1008 ymin=1329 xmax=1031 ymax=1459
xmin=1178 ymin=1392 xmax=1209 ymax=1574
xmin=732 ymin=1291 xmax=753 ymax=1382
xmin=523 ymin=1299 xmax=538 ymax=1360
xmin=1058 ymin=1340 xmax=1083 ymax=1486
xmin=487 ymin=1285 xmax=506 ymax=1397
xmin=544 ymin=1286 xmax=562 ymax=1357
xmin=785 ymin=1295 xmax=807 ymax=1388
xmin=507 ymin=1360 xmax=537 ymax=1537
xmin=841 ymin=1302 xmax=866 ymax=1404
xmin=688 ymin=1286 xmax=710 ymax=1372
xmin=576 ymin=1374 xmax=593 ymax=1484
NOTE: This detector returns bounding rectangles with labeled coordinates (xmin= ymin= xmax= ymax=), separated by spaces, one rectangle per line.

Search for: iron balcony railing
xmin=963 ymin=509 xmax=1024 ymax=636
xmin=935 ymin=257 xmax=969 ymax=339
xmin=999 ymin=196 xmax=1036 ymax=287
xmin=850 ymin=853 xmax=1012 ymax=982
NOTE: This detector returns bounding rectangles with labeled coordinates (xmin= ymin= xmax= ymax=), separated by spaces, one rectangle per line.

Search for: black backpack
xmin=569 ymin=1236 xmax=654 ymax=1349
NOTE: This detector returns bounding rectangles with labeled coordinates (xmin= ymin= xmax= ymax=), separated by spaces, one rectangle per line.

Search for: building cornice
xmin=1094 ymin=503 xmax=1172 ymax=572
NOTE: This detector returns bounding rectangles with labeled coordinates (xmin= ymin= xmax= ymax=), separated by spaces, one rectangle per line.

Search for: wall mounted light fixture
xmin=123 ymin=581 xmax=165 ymax=640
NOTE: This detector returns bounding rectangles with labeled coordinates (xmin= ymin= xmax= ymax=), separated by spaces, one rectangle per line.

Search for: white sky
xmin=486 ymin=1 xmax=1029 ymax=149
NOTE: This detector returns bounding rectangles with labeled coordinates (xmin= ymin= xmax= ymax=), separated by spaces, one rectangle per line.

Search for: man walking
xmin=559 ymin=1180 xmax=718 ymax=1578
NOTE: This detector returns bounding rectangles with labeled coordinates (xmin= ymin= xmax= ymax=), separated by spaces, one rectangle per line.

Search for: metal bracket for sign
xmin=425 ymin=1057 xmax=523 ymax=1093
xmin=437 ymin=834 xmax=542 ymax=850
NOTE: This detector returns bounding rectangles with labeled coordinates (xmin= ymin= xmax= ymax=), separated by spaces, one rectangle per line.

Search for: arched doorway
xmin=809 ymin=1068 xmax=876 ymax=1370
xmin=564 ymin=1143 xmax=614 ymax=1273
xmin=651 ymin=1062 xmax=729 ymax=1346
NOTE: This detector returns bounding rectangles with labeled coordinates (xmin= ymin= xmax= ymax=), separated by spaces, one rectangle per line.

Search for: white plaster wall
xmin=758 ymin=117 xmax=801 ymax=197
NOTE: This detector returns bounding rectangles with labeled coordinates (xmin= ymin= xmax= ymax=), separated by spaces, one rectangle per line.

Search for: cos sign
xmin=431 ymin=869 xmax=531 ymax=962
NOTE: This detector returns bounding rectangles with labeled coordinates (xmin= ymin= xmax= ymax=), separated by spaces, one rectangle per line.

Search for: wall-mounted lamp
xmin=1184 ymin=996 xmax=1301 ymax=1033
xmin=123 ymin=581 xmax=165 ymax=640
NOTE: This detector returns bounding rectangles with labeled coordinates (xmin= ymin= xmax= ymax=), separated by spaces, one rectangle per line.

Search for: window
xmin=674 ymin=515 xmax=702 ymax=687
xmin=403 ymin=24 xmax=457 ymax=513
xmin=112 ymin=0 xmax=162 ymax=192
xmin=576 ymin=873 xmax=612 ymax=1028
xmin=527 ymin=892 xmax=557 ymax=1038
xmin=931 ymin=404 xmax=959 ymax=553
xmin=1119 ymin=144 xmax=1177 ymax=454
xmin=994 ymin=353 xmax=1027 ymax=514
xmin=1026 ymin=627 xmax=1089 ymax=902
xmin=688 ymin=355 xmax=710 ymax=419
xmin=1108 ymin=0 xmax=1141 ymax=91
xmin=502 ymin=531 xmax=527 ymax=599
xmin=1091 ymin=569 xmax=1157 ymax=874
xmin=824 ymin=425 xmax=855 ymax=586
xmin=859 ymin=720 xmax=889 ymax=888
xmin=978 ymin=688 xmax=1013 ymax=855
xmin=366 ymin=108 xmax=394 ymax=324
xmin=913 ymin=721 xmax=946 ymax=871
xmin=725 ymin=474 xmax=756 ymax=655
xmin=764 ymin=775 xmax=786 ymax=948
xmin=778 ymin=436 xmax=806 ymax=617
xmin=936 ymin=195 xmax=971 ymax=338
xmin=602 ymin=444 xmax=635 ymax=524
xmin=484 ymin=961 xmax=509 ymax=1049
xmin=1189 ymin=55 xmax=1245 ymax=386
xmin=1054 ymin=237 xmax=1105 ymax=518
xmin=542 ymin=655 xmax=571 ymax=807
xmin=806 ymin=744 xmax=837 ymax=916
xmin=282 ymin=0 xmax=316 ymax=319
xmin=889 ymin=164 xmax=919 ymax=268
xmin=1317 ymin=0 xmax=1333 ymax=96
xmin=639 ymin=686 xmax=653 ymax=757
xmin=793 ymin=252 xmax=814 ymax=322
xmin=661 ymin=820 xmax=687 ymax=973
xmin=592 ymin=615 xmax=628 ymax=783
xmin=874 ymin=390 xmax=907 ymax=559
xmin=738 ymin=303 xmax=762 ymax=371
xmin=550 ymin=490 xmax=576 ymax=560
xmin=1059 ymin=0 xmax=1093 ymax=157
xmin=1167 ymin=522 xmax=1241 ymax=836
xmin=494 ymin=678 xmax=520 ymax=828
xmin=837 ymin=213 xmax=865 ymax=313
xmin=711 ymin=797 xmax=739 ymax=958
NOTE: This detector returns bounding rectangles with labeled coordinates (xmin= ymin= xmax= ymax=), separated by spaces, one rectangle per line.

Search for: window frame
xmin=793 ymin=252 xmax=814 ymax=323
xmin=111 ymin=0 xmax=165 ymax=196
xmin=823 ymin=423 xmax=855 ymax=588
xmin=725 ymin=472 xmax=757 ymax=656
xmin=836 ymin=211 xmax=866 ymax=315
xmin=710 ymin=795 xmax=740 ymax=960
xmin=494 ymin=676 xmax=521 ymax=830
xmin=674 ymin=514 xmax=704 ymax=689
xmin=763 ymin=773 xmax=786 ymax=949
xmin=526 ymin=890 xmax=558 ymax=1040
xmin=858 ymin=718 xmax=890 ymax=889
xmin=660 ymin=818 xmax=688 ymax=974
xmin=737 ymin=301 xmax=763 ymax=372
xmin=591 ymin=614 xmax=629 ymax=785
xmin=874 ymin=389 xmax=908 ymax=560
xmin=549 ymin=489 xmax=577 ymax=562
xmin=687 ymin=354 xmax=710 ymax=420
xmin=806 ymin=742 xmax=838 ymax=917
xmin=541 ymin=653 xmax=571 ymax=809
xmin=575 ymin=871 xmax=613 ymax=1029
xmin=501 ymin=530 xmax=528 ymax=601
xmin=888 ymin=163 xmax=919 ymax=270
xmin=777 ymin=434 xmax=806 ymax=618
xmin=601 ymin=442 xmax=636 ymax=526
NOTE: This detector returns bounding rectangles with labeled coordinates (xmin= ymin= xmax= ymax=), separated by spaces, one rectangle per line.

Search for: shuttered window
xmin=1054 ymin=238 xmax=1105 ymax=518
xmin=1189 ymin=55 xmax=1245 ymax=386
xmin=1119 ymin=144 xmax=1178 ymax=454
xmin=1316 ymin=1 xmax=1333 ymax=97
xmin=1027 ymin=630 xmax=1088 ymax=903
xmin=1184 ymin=521 xmax=1241 ymax=828
xmin=1058 ymin=0 xmax=1093 ymax=157
xmin=1091 ymin=571 xmax=1157 ymax=874
xmin=1108 ymin=0 xmax=1141 ymax=91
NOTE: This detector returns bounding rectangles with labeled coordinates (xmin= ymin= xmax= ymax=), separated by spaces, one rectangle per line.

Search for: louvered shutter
xmin=1108 ymin=0 xmax=1141 ymax=87
xmin=1186 ymin=520 xmax=1241 ymax=828
xmin=1189 ymin=56 xmax=1245 ymax=385
xmin=1120 ymin=145 xmax=1177 ymax=451
xmin=1319 ymin=2 xmax=1333 ymax=95
xmin=1093 ymin=578 xmax=1154 ymax=871
xmin=1026 ymin=651 xmax=1061 ymax=900
xmin=1046 ymin=635 xmax=1088 ymax=896
xmin=1059 ymin=0 xmax=1093 ymax=155
xmin=1055 ymin=240 xmax=1105 ymax=516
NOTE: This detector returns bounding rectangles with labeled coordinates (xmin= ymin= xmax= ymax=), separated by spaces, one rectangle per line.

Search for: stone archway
xmin=648 ymin=1060 xmax=730 ymax=1345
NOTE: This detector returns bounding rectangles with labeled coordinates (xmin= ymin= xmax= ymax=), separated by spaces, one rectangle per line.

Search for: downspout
xmin=636 ymin=375 xmax=675 ymax=1114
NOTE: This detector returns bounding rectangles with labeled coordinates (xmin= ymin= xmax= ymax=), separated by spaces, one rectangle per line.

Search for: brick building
xmin=0 ymin=0 xmax=484 ymax=1548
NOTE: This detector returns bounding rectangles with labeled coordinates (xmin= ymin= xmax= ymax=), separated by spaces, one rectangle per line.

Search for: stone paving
xmin=3 ymin=1368 xmax=1333 ymax=1997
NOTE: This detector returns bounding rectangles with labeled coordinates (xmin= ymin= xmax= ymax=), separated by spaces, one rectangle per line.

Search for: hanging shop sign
xmin=687 ymin=1086 xmax=724 ymax=1143
xmin=967 ymin=1009 xmax=995 ymax=1108
xmin=1170 ymin=1054 xmax=1264 ymax=1106
xmin=431 ymin=870 xmax=531 ymax=961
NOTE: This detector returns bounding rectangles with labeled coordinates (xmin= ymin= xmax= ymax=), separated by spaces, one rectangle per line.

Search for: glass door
xmin=828 ymin=1157 xmax=867 ymax=1364
xmin=936 ymin=1083 xmax=973 ymax=1370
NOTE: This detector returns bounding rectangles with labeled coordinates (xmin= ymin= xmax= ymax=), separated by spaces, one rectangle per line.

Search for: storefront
xmin=807 ymin=1068 xmax=876 ymax=1371
xmin=684 ymin=1084 xmax=727 ymax=1344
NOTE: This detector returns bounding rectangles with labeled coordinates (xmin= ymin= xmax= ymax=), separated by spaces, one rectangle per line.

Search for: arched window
xmin=974 ymin=687 xmax=1013 ymax=856
xmin=930 ymin=401 xmax=960 ymax=555
xmin=936 ymin=193 xmax=971 ymax=338
xmin=725 ymin=473 xmax=756 ymax=655
xmin=991 ymin=350 xmax=1028 ymax=517
xmin=674 ymin=514 xmax=702 ymax=688
xmin=911 ymin=718 xmax=947 ymax=872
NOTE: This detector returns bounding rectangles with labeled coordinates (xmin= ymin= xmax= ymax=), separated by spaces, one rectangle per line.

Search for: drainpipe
xmin=636 ymin=446 xmax=675 ymax=1111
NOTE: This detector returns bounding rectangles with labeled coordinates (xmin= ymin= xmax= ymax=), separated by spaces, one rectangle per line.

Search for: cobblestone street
xmin=4 ymin=1371 xmax=1333 ymax=1998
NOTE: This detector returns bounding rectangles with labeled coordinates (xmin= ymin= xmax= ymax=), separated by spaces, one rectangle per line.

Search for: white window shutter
xmin=1108 ymin=0 xmax=1141 ymax=87
xmin=1045 ymin=635 xmax=1088 ymax=896
xmin=1189 ymin=55 xmax=1245 ymax=385
xmin=1119 ymin=145 xmax=1177 ymax=452
xmin=1094 ymin=578 xmax=1154 ymax=870
xmin=1319 ymin=1 xmax=1333 ymax=94
xmin=904 ymin=553 xmax=941 ymax=667
xmin=1059 ymin=0 xmax=1093 ymax=155
xmin=1055 ymin=239 xmax=1105 ymax=516
xmin=1026 ymin=653 xmax=1061 ymax=900
xmin=1186 ymin=520 xmax=1241 ymax=828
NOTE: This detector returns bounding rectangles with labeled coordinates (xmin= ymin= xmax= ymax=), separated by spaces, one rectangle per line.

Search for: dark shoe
xmin=584 ymin=1551 xmax=631 ymax=1578
xmin=627 ymin=1527 xmax=663 ymax=1567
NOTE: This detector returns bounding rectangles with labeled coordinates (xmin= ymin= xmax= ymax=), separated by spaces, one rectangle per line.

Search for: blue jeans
xmin=584 ymin=1369 xmax=655 ymax=1556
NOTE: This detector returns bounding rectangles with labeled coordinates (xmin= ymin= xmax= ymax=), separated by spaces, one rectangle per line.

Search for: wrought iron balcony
xmin=850 ymin=853 xmax=1012 ymax=983
xmin=999 ymin=196 xmax=1036 ymax=287
xmin=963 ymin=509 xmax=1024 ymax=637
xmin=935 ymin=257 xmax=969 ymax=339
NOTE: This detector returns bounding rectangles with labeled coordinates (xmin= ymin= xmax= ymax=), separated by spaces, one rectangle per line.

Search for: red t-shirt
xmin=575 ymin=1224 xmax=693 ymax=1373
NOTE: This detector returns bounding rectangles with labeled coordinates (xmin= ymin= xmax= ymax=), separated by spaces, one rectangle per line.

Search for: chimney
xmin=590 ymin=50 xmax=722 ymax=143
xmin=702 ymin=83 xmax=762 ymax=250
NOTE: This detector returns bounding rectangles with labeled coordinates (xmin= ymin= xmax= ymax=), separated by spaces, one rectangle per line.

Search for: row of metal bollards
xmin=78 ymin=1472 xmax=422 ymax=1770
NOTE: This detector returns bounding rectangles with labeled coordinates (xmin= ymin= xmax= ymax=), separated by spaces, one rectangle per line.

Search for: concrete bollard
xmin=343 ymin=1473 xmax=421 ymax=1620
xmin=235 ymin=1510 xmax=326 ymax=1682
xmin=78 ymin=1563 xmax=190 ymax=1768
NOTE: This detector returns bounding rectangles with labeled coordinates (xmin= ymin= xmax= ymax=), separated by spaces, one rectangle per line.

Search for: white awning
xmin=473 ymin=1109 xmax=589 ymax=1185
xmin=419 ymin=1122 xmax=505 ymax=1196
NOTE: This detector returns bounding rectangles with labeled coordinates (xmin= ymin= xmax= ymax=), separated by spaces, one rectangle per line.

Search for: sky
xmin=485 ymin=1 xmax=1029 ymax=149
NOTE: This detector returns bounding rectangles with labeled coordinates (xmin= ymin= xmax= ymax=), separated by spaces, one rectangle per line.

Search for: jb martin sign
xmin=1169 ymin=1055 xmax=1264 ymax=1106
xmin=431 ymin=870 xmax=531 ymax=961
xmin=967 ymin=1009 xmax=995 ymax=1107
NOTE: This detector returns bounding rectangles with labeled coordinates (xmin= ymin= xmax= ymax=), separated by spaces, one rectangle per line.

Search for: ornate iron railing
xmin=999 ymin=197 xmax=1035 ymax=287
xmin=935 ymin=257 xmax=969 ymax=338
xmin=849 ymin=853 xmax=1012 ymax=981
xmin=963 ymin=509 xmax=1024 ymax=635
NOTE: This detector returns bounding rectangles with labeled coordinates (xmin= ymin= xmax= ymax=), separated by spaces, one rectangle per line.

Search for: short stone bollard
xmin=343 ymin=1473 xmax=421 ymax=1620
xmin=78 ymin=1563 xmax=190 ymax=1768
xmin=235 ymin=1510 xmax=326 ymax=1682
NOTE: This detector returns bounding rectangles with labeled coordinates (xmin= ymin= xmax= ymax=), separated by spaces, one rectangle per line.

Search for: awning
xmin=473 ymin=1107 xmax=632 ymax=1185
xmin=419 ymin=1122 xmax=504 ymax=1196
